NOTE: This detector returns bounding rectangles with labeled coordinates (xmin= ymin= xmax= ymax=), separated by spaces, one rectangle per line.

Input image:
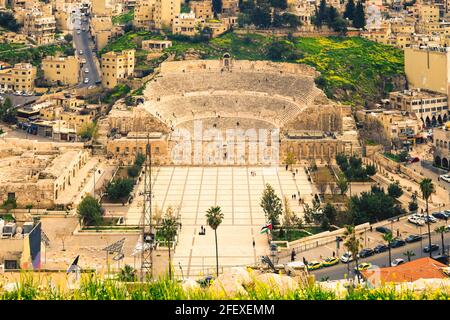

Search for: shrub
xmin=106 ymin=178 xmax=134 ymax=203
xmin=77 ymin=195 xmax=102 ymax=226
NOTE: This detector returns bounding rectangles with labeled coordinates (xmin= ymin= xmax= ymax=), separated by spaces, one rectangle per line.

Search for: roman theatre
xmin=102 ymin=55 xmax=361 ymax=276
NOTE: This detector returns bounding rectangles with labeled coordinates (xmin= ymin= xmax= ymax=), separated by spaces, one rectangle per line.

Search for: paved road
xmin=308 ymin=230 xmax=450 ymax=281
xmin=71 ymin=8 xmax=101 ymax=88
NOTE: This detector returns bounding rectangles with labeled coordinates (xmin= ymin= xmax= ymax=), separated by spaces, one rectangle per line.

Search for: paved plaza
xmin=126 ymin=166 xmax=313 ymax=277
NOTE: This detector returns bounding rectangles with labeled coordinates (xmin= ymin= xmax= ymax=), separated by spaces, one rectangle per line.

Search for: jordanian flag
xmin=260 ymin=223 xmax=273 ymax=234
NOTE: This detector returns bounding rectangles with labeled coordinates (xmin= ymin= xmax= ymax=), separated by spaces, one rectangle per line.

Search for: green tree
xmin=77 ymin=122 xmax=98 ymax=141
xmin=106 ymin=178 xmax=134 ymax=204
xmin=343 ymin=225 xmax=362 ymax=281
xmin=336 ymin=173 xmax=349 ymax=195
xmin=0 ymin=98 xmax=17 ymax=123
xmin=0 ymin=12 xmax=21 ymax=32
xmin=408 ymin=199 xmax=418 ymax=213
xmin=159 ymin=207 xmax=178 ymax=280
xmin=383 ymin=232 xmax=394 ymax=266
xmin=315 ymin=0 xmax=327 ymax=29
xmin=251 ymin=1 xmax=271 ymax=28
xmin=435 ymin=225 xmax=447 ymax=255
xmin=260 ymin=184 xmax=283 ymax=226
xmin=284 ymin=151 xmax=296 ymax=170
xmin=323 ymin=202 xmax=337 ymax=225
xmin=420 ymin=178 xmax=434 ymax=258
xmin=64 ymin=33 xmax=73 ymax=43
xmin=331 ymin=17 xmax=348 ymax=34
xmin=388 ymin=182 xmax=403 ymax=199
xmin=134 ymin=152 xmax=146 ymax=167
xmin=352 ymin=1 xmax=366 ymax=29
xmin=127 ymin=165 xmax=140 ymax=178
xmin=77 ymin=195 xmax=102 ymax=226
xmin=25 ymin=204 xmax=33 ymax=213
xmin=365 ymin=164 xmax=376 ymax=176
xmin=2 ymin=198 xmax=17 ymax=214
xmin=206 ymin=206 xmax=224 ymax=277
xmin=281 ymin=13 xmax=301 ymax=28
xmin=344 ymin=0 xmax=355 ymax=20
xmin=117 ymin=264 xmax=137 ymax=282
xmin=403 ymin=250 xmax=415 ymax=262
xmin=212 ymin=0 xmax=223 ymax=17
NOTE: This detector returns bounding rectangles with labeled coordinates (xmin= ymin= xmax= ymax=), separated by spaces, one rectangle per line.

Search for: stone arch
xmin=435 ymin=155 xmax=442 ymax=167
xmin=432 ymin=115 xmax=437 ymax=126
xmin=426 ymin=116 xmax=431 ymax=127
xmin=443 ymin=158 xmax=449 ymax=169
xmin=438 ymin=114 xmax=443 ymax=124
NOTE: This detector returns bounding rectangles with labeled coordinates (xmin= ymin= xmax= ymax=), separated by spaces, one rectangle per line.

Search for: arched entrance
xmin=425 ymin=116 xmax=431 ymax=127
xmin=435 ymin=156 xmax=442 ymax=167
xmin=443 ymin=158 xmax=449 ymax=169
xmin=432 ymin=116 xmax=437 ymax=126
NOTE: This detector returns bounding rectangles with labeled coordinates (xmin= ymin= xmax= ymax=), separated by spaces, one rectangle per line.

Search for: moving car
xmin=439 ymin=174 xmax=450 ymax=183
xmin=407 ymin=157 xmax=420 ymax=164
xmin=84 ymin=78 xmax=89 ymax=83
xmin=423 ymin=215 xmax=437 ymax=223
xmin=373 ymin=244 xmax=389 ymax=253
xmin=307 ymin=261 xmax=322 ymax=271
xmin=76 ymin=30 xmax=80 ymax=34
xmin=358 ymin=248 xmax=374 ymax=258
xmin=405 ymin=234 xmax=422 ymax=243
xmin=423 ymin=244 xmax=440 ymax=253
xmin=79 ymin=50 xmax=83 ymax=55
xmin=84 ymin=68 xmax=89 ymax=73
xmin=355 ymin=262 xmax=372 ymax=271
xmin=391 ymin=258 xmax=405 ymax=267
xmin=390 ymin=239 xmax=406 ymax=248
xmin=322 ymin=257 xmax=339 ymax=267
xmin=81 ymin=58 xmax=87 ymax=64
xmin=375 ymin=226 xmax=391 ymax=234
xmin=408 ymin=216 xmax=425 ymax=226
xmin=340 ymin=252 xmax=353 ymax=263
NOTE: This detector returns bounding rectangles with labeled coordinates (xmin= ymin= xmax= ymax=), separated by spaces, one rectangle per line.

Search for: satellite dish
xmin=113 ymin=253 xmax=124 ymax=261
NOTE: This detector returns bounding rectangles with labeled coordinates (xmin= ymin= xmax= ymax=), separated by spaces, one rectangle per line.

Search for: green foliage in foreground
xmin=112 ymin=10 xmax=134 ymax=25
xmin=102 ymin=31 xmax=404 ymax=105
xmin=0 ymin=43 xmax=74 ymax=66
xmin=0 ymin=273 xmax=449 ymax=300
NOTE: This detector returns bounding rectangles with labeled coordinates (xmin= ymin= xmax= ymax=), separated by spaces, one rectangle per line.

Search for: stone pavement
xmin=125 ymin=166 xmax=313 ymax=277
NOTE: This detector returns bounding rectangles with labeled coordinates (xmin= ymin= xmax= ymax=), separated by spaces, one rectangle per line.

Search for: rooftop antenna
xmin=140 ymin=133 xmax=154 ymax=281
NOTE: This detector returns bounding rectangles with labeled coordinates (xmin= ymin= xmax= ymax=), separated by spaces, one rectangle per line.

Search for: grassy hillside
xmin=101 ymin=31 xmax=405 ymax=105
xmin=0 ymin=43 xmax=74 ymax=67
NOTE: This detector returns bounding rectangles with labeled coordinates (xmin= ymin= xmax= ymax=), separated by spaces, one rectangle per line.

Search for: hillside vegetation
xmin=101 ymin=31 xmax=404 ymax=105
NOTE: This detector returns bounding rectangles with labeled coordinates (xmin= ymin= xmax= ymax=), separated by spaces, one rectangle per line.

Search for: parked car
xmin=340 ymin=252 xmax=353 ymax=263
xmin=439 ymin=174 xmax=450 ymax=183
xmin=307 ymin=261 xmax=322 ymax=271
xmin=355 ymin=262 xmax=372 ymax=271
xmin=408 ymin=216 xmax=425 ymax=226
xmin=390 ymin=239 xmax=406 ymax=248
xmin=432 ymin=211 xmax=449 ymax=220
xmin=407 ymin=157 xmax=420 ymax=164
xmin=376 ymin=226 xmax=392 ymax=234
xmin=322 ymin=257 xmax=339 ymax=267
xmin=373 ymin=244 xmax=389 ymax=253
xmin=358 ymin=248 xmax=375 ymax=258
xmin=391 ymin=258 xmax=405 ymax=267
xmin=405 ymin=234 xmax=422 ymax=243
xmin=79 ymin=49 xmax=83 ymax=55
xmin=423 ymin=244 xmax=440 ymax=253
xmin=84 ymin=78 xmax=89 ymax=83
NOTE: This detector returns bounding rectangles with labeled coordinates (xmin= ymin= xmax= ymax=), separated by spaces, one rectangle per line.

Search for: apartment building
xmin=101 ymin=49 xmax=135 ymax=89
xmin=23 ymin=9 xmax=56 ymax=45
xmin=389 ymin=89 xmax=449 ymax=127
xmin=0 ymin=63 xmax=37 ymax=93
xmin=142 ymin=39 xmax=172 ymax=51
xmin=172 ymin=12 xmax=204 ymax=36
xmin=189 ymin=0 xmax=213 ymax=20
xmin=133 ymin=0 xmax=180 ymax=30
xmin=42 ymin=56 xmax=80 ymax=86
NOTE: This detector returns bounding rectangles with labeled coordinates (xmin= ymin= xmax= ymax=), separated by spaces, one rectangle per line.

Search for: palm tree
xmin=435 ymin=226 xmax=447 ymax=255
xmin=343 ymin=225 xmax=362 ymax=282
xmin=118 ymin=264 xmax=137 ymax=282
xmin=420 ymin=178 xmax=435 ymax=257
xmin=206 ymin=206 xmax=224 ymax=277
xmin=159 ymin=207 xmax=178 ymax=280
xmin=383 ymin=232 xmax=394 ymax=267
xmin=403 ymin=250 xmax=415 ymax=262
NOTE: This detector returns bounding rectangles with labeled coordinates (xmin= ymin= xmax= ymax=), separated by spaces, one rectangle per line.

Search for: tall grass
xmin=0 ymin=272 xmax=448 ymax=300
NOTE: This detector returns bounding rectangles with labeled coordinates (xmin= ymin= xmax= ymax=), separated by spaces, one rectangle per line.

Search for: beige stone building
xmin=23 ymin=8 xmax=56 ymax=45
xmin=0 ymin=32 xmax=27 ymax=44
xmin=405 ymin=46 xmax=450 ymax=97
xmin=90 ymin=16 xmax=124 ymax=51
xmin=42 ymin=56 xmax=80 ymax=86
xmin=142 ymin=39 xmax=172 ymax=51
xmin=389 ymin=89 xmax=449 ymax=127
xmin=189 ymin=0 xmax=213 ymax=20
xmin=172 ymin=12 xmax=204 ymax=36
xmin=133 ymin=0 xmax=180 ymax=30
xmin=0 ymin=63 xmax=37 ymax=93
xmin=221 ymin=0 xmax=239 ymax=16
xmin=433 ymin=124 xmax=450 ymax=168
xmin=101 ymin=49 xmax=135 ymax=89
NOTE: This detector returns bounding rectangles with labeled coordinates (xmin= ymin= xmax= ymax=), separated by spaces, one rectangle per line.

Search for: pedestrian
xmin=291 ymin=249 xmax=296 ymax=262
xmin=370 ymin=226 xmax=373 ymax=232
xmin=397 ymin=229 xmax=400 ymax=237
xmin=296 ymin=169 xmax=298 ymax=174
xmin=302 ymin=257 xmax=307 ymax=265
xmin=285 ymin=164 xmax=288 ymax=171
xmin=298 ymin=191 xmax=300 ymax=197
xmin=299 ymin=199 xmax=301 ymax=205
xmin=332 ymin=251 xmax=335 ymax=257
xmin=252 ymin=239 xmax=255 ymax=248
